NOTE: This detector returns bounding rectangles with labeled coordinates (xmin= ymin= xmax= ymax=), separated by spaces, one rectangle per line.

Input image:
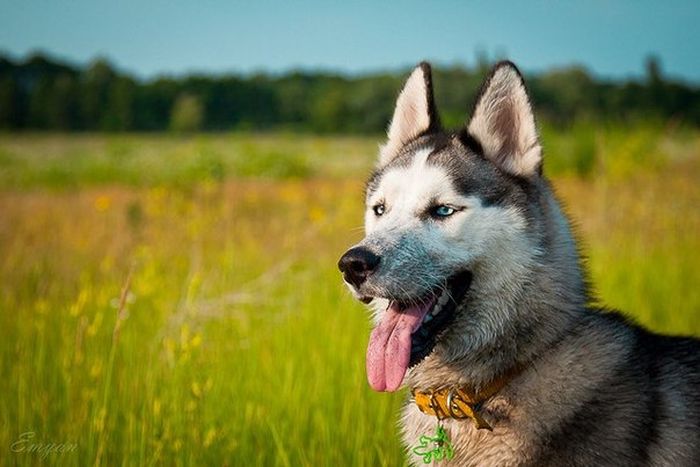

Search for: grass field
xmin=0 ymin=126 xmax=699 ymax=466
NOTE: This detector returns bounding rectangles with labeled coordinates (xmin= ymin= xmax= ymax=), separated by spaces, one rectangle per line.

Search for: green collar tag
xmin=411 ymin=424 xmax=454 ymax=464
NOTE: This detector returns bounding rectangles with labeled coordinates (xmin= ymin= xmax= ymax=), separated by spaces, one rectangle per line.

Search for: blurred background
xmin=1 ymin=1 xmax=698 ymax=465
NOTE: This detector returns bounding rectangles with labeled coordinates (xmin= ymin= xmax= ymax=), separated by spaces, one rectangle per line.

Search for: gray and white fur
xmin=338 ymin=61 xmax=700 ymax=466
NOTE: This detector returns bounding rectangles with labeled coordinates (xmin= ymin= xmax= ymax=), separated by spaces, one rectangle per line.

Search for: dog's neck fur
xmin=406 ymin=179 xmax=587 ymax=391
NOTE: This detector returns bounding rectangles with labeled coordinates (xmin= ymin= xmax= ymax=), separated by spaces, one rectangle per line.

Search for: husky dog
xmin=338 ymin=61 xmax=700 ymax=466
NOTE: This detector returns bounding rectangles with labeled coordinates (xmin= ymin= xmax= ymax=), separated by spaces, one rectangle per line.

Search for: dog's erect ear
xmin=467 ymin=61 xmax=542 ymax=177
xmin=380 ymin=62 xmax=440 ymax=165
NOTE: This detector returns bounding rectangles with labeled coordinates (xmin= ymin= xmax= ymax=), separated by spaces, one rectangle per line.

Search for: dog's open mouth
xmin=365 ymin=270 xmax=472 ymax=392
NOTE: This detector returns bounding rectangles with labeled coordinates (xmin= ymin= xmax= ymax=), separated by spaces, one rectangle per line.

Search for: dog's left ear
xmin=380 ymin=62 xmax=440 ymax=165
xmin=466 ymin=61 xmax=542 ymax=178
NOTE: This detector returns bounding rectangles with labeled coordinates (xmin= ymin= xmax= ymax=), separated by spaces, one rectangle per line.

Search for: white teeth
xmin=438 ymin=293 xmax=450 ymax=306
xmin=429 ymin=292 xmax=450 ymax=317
xmin=421 ymin=291 xmax=452 ymax=324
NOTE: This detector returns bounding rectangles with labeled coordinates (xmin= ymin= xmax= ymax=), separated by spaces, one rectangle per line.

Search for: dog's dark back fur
xmin=533 ymin=312 xmax=700 ymax=465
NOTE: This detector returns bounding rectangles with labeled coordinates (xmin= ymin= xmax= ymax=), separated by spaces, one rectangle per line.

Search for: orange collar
xmin=411 ymin=366 xmax=524 ymax=431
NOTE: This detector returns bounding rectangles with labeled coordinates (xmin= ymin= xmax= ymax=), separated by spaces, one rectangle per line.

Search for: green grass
xmin=0 ymin=127 xmax=698 ymax=465
xmin=1 ymin=123 xmax=696 ymax=188
xmin=0 ymin=133 xmax=379 ymax=188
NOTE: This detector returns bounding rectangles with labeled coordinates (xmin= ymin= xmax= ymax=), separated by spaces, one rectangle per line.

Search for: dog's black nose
xmin=338 ymin=247 xmax=381 ymax=288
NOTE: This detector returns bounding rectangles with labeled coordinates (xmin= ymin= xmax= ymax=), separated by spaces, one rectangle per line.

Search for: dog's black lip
xmin=407 ymin=270 xmax=472 ymax=367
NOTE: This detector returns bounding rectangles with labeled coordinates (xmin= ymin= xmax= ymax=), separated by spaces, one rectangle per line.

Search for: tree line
xmin=1 ymin=53 xmax=699 ymax=133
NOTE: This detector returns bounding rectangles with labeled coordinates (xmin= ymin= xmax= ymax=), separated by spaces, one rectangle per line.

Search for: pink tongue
xmin=366 ymin=298 xmax=436 ymax=392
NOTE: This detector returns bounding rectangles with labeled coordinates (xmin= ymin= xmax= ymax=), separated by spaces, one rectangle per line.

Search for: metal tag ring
xmin=446 ymin=389 xmax=467 ymax=419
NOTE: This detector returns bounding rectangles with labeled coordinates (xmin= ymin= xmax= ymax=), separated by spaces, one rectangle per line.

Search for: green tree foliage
xmin=0 ymin=74 xmax=20 ymax=129
xmin=81 ymin=58 xmax=116 ymax=129
xmin=1 ymin=52 xmax=699 ymax=132
xmin=170 ymin=93 xmax=204 ymax=132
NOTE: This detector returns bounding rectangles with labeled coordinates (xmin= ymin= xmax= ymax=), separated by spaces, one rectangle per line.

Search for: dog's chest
xmin=401 ymin=403 xmax=529 ymax=466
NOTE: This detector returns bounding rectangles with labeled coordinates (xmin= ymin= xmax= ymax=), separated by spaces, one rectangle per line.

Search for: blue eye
xmin=373 ymin=203 xmax=386 ymax=216
xmin=432 ymin=205 xmax=456 ymax=218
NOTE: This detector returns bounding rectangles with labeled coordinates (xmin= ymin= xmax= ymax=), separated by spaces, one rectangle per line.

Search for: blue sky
xmin=1 ymin=0 xmax=698 ymax=81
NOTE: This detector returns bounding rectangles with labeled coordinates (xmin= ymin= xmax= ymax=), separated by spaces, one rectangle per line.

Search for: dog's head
xmin=339 ymin=61 xmax=545 ymax=392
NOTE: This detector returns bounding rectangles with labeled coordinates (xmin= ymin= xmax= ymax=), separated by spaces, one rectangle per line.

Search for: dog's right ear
xmin=379 ymin=62 xmax=440 ymax=166
xmin=466 ymin=61 xmax=542 ymax=178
